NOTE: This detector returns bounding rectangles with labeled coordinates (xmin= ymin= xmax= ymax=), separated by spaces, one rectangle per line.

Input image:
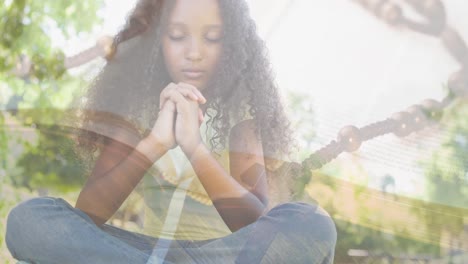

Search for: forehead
xmin=168 ymin=0 xmax=223 ymax=25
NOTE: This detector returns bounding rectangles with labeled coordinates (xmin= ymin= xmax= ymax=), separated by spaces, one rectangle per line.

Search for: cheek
xmin=162 ymin=41 xmax=183 ymax=78
xmin=208 ymin=46 xmax=223 ymax=71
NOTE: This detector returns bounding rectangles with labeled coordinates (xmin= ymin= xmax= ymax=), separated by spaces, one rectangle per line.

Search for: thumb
xmin=198 ymin=108 xmax=204 ymax=127
xmin=159 ymin=100 xmax=176 ymax=123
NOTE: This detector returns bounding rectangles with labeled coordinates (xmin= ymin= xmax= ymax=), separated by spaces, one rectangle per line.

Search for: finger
xmin=157 ymin=100 xmax=176 ymax=132
xmin=160 ymin=99 xmax=176 ymax=113
xmin=175 ymin=85 xmax=199 ymax=101
xmin=160 ymin=83 xmax=178 ymax=110
xmin=165 ymin=88 xmax=191 ymax=113
xmin=178 ymin=82 xmax=206 ymax=104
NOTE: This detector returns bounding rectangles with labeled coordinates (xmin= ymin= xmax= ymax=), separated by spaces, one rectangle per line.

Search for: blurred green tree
xmin=416 ymin=100 xmax=468 ymax=256
xmin=0 ymin=0 xmax=104 ymax=190
xmin=1 ymin=1 xmax=104 ymax=260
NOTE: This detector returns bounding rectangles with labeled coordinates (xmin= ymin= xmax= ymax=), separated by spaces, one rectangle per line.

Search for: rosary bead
xmin=422 ymin=0 xmax=444 ymax=20
xmin=406 ymin=105 xmax=427 ymax=130
xmin=353 ymin=0 xmax=368 ymax=6
xmin=302 ymin=154 xmax=323 ymax=171
xmin=381 ymin=2 xmax=402 ymax=25
xmin=420 ymin=99 xmax=442 ymax=120
xmin=441 ymin=27 xmax=468 ymax=65
xmin=391 ymin=111 xmax=412 ymax=137
xmin=359 ymin=0 xmax=387 ymax=13
xmin=360 ymin=0 xmax=385 ymax=8
xmin=337 ymin=126 xmax=362 ymax=152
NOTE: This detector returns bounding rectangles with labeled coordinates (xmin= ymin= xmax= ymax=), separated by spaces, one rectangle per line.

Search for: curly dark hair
xmin=77 ymin=0 xmax=293 ymax=162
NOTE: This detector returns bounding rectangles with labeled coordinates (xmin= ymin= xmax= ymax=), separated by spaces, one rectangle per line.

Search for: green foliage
xmin=12 ymin=124 xmax=87 ymax=192
xmin=0 ymin=0 xmax=103 ymax=80
xmin=414 ymin=101 xmax=468 ymax=248
xmin=0 ymin=143 xmax=33 ymax=262
xmin=0 ymin=114 xmax=7 ymax=163
xmin=286 ymin=91 xmax=317 ymax=160
xmin=1 ymin=0 xmax=104 ymax=260
xmin=334 ymin=219 xmax=438 ymax=263
xmin=0 ymin=0 xmax=104 ymax=185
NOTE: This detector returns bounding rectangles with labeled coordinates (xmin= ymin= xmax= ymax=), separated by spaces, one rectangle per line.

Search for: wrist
xmin=180 ymin=136 xmax=203 ymax=156
xmin=136 ymin=135 xmax=169 ymax=163
xmin=184 ymin=141 xmax=208 ymax=162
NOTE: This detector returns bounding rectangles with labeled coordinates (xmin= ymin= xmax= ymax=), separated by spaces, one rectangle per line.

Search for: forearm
xmin=187 ymin=144 xmax=267 ymax=232
xmin=76 ymin=138 xmax=167 ymax=226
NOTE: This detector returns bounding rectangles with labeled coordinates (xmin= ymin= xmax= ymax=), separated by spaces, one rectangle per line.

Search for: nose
xmin=186 ymin=37 xmax=203 ymax=62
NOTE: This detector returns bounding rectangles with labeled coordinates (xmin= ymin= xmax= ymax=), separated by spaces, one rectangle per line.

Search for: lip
xmin=182 ymin=69 xmax=204 ymax=79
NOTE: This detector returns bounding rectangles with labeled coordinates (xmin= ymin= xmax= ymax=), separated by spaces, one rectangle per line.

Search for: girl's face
xmin=162 ymin=0 xmax=224 ymax=91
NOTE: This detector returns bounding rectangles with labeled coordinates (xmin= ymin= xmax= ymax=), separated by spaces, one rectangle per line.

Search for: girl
xmin=6 ymin=0 xmax=336 ymax=263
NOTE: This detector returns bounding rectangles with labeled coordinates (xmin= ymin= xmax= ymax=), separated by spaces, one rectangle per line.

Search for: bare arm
xmin=187 ymin=119 xmax=269 ymax=232
xmin=161 ymin=84 xmax=268 ymax=231
xmin=76 ymin=84 xmax=205 ymax=226
xmin=75 ymin=130 xmax=168 ymax=226
xmin=75 ymin=98 xmax=180 ymax=226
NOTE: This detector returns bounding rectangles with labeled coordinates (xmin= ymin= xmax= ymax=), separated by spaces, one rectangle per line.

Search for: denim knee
xmin=5 ymin=197 xmax=61 ymax=258
xmin=241 ymin=202 xmax=336 ymax=263
xmin=5 ymin=197 xmax=150 ymax=264
xmin=267 ymin=202 xmax=337 ymax=246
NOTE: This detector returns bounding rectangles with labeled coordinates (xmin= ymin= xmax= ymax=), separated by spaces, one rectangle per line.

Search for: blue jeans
xmin=5 ymin=197 xmax=336 ymax=264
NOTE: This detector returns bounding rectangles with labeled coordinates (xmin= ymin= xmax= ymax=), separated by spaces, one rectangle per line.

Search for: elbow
xmin=76 ymin=189 xmax=112 ymax=227
xmin=228 ymin=206 xmax=266 ymax=232
xmin=213 ymin=194 xmax=267 ymax=232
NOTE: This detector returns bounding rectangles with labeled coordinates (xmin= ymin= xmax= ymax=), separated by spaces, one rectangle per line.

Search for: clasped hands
xmin=147 ymin=82 xmax=207 ymax=157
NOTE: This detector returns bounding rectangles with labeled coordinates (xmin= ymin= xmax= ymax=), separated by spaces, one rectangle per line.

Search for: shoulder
xmin=88 ymin=114 xmax=142 ymax=148
xmin=230 ymin=119 xmax=257 ymax=137
xmin=229 ymin=119 xmax=260 ymax=145
xmin=229 ymin=119 xmax=262 ymax=154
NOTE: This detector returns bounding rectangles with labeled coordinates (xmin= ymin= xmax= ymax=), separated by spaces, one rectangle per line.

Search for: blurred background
xmin=1 ymin=0 xmax=467 ymax=263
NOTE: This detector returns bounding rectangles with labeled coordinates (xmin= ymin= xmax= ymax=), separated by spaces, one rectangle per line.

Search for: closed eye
xmin=205 ymin=37 xmax=222 ymax=43
xmin=169 ymin=35 xmax=185 ymax=41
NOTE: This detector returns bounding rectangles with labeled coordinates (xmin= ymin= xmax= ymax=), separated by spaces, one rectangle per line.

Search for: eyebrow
xmin=168 ymin=22 xmax=223 ymax=29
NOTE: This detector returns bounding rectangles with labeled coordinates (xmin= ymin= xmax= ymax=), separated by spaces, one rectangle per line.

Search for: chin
xmin=185 ymin=80 xmax=206 ymax=91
